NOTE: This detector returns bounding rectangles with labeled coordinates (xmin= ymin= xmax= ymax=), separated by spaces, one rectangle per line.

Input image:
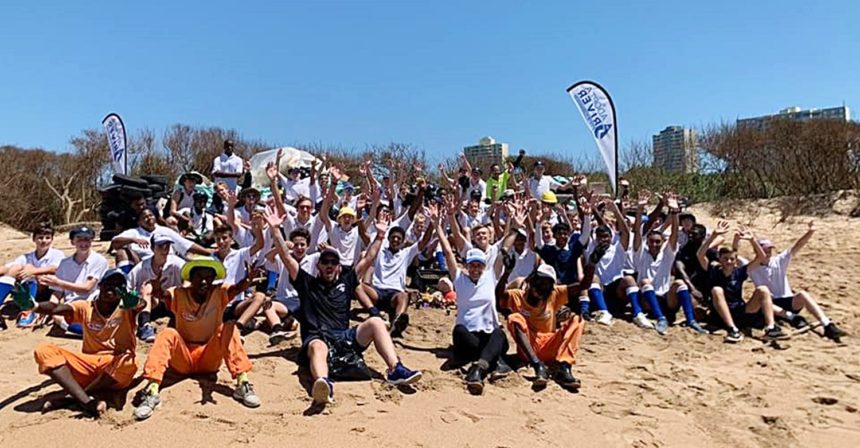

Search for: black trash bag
xmin=324 ymin=333 xmax=372 ymax=382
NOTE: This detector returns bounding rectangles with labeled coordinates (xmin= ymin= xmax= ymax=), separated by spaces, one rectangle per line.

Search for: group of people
xmin=0 ymin=139 xmax=845 ymax=419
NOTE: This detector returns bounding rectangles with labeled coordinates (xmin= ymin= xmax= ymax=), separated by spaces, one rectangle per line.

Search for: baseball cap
xmin=534 ymin=264 xmax=557 ymax=283
xmin=99 ymin=268 xmax=128 ymax=286
xmin=540 ymin=191 xmax=558 ymax=204
xmin=342 ymin=182 xmax=355 ymax=191
xmin=150 ymin=233 xmax=174 ymax=246
xmin=337 ymin=207 xmax=357 ymax=219
xmin=534 ymin=160 xmax=545 ymax=168
xmin=502 ymin=189 xmax=515 ymax=199
xmin=69 ymin=225 xmax=95 ymax=240
xmin=319 ymin=249 xmax=341 ymax=263
xmin=758 ymin=239 xmax=775 ymax=250
xmin=465 ymin=248 xmax=487 ymax=265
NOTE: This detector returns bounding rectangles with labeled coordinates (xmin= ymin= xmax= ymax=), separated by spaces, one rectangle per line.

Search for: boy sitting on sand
xmin=133 ymin=257 xmax=262 ymax=420
xmin=22 ymin=269 xmax=142 ymax=417
xmin=39 ymin=225 xmax=109 ymax=336
xmin=0 ymin=221 xmax=65 ymax=328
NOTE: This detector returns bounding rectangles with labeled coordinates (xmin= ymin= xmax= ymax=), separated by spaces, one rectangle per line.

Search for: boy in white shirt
xmin=177 ymin=191 xmax=216 ymax=245
xmin=128 ymin=234 xmax=186 ymax=342
xmin=211 ymin=139 xmax=245 ymax=193
xmin=319 ymin=167 xmax=364 ymax=268
xmin=0 ymin=222 xmax=65 ymax=328
xmin=39 ymin=225 xmax=109 ymax=335
xmin=746 ymin=221 xmax=844 ymax=342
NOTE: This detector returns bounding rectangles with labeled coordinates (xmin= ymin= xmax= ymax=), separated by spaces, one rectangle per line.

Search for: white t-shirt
xmin=510 ymin=248 xmax=539 ymax=280
xmin=273 ymin=253 xmax=318 ymax=300
xmin=212 ymin=153 xmax=244 ymax=192
xmin=178 ymin=207 xmax=215 ymax=236
xmin=459 ymin=211 xmax=489 ymax=233
xmin=128 ymin=255 xmax=184 ymax=292
xmin=52 ymin=252 xmax=109 ymax=303
xmin=749 ymin=250 xmax=793 ymax=298
xmin=453 ymin=269 xmax=500 ymax=333
xmin=114 ymin=227 xmax=156 ymax=259
xmin=1 ymin=248 xmax=66 ymax=286
xmin=219 ymin=247 xmax=253 ymax=287
xmin=372 ymin=244 xmax=420 ymax=292
xmin=329 ymin=225 xmax=360 ymax=266
xmin=174 ymin=188 xmax=195 ymax=211
xmin=633 ymin=243 xmax=677 ymax=296
xmin=528 ymin=175 xmax=562 ymax=199
xmin=114 ymin=226 xmax=194 ymax=259
xmin=461 ymin=239 xmax=503 ymax=271
xmin=462 ymin=179 xmax=486 ymax=202
xmin=587 ymin=235 xmax=629 ymax=285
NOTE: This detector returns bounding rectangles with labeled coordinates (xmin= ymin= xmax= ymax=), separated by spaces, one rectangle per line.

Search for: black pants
xmin=452 ymin=325 xmax=508 ymax=366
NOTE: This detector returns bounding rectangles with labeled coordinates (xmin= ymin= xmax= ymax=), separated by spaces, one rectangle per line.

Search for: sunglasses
xmin=319 ymin=258 xmax=339 ymax=266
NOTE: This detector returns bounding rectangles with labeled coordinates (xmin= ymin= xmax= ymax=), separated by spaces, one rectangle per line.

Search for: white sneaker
xmin=134 ymin=392 xmax=160 ymax=421
xmin=595 ymin=310 xmax=614 ymax=326
xmin=312 ymin=377 xmax=334 ymax=405
xmin=632 ymin=313 xmax=654 ymax=329
xmin=233 ymin=382 xmax=261 ymax=408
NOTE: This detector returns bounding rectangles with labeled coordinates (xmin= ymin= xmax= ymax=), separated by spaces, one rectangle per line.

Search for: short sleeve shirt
xmin=708 ymin=264 xmax=749 ymax=306
xmin=128 ymin=255 xmax=185 ymax=292
xmin=372 ymin=244 xmax=420 ymax=292
xmin=164 ymin=285 xmax=232 ymax=344
xmin=501 ymin=285 xmax=569 ymax=334
xmin=52 ymin=252 xmax=109 ymax=302
xmin=291 ymin=268 xmax=358 ymax=342
xmin=453 ymin=269 xmax=500 ymax=333
xmin=70 ymin=300 xmax=137 ymax=356
xmin=749 ymin=250 xmax=793 ymax=298
xmin=212 ymin=153 xmax=244 ymax=192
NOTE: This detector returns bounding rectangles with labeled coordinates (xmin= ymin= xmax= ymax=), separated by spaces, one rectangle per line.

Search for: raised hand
xmin=375 ymin=213 xmax=390 ymax=235
xmin=637 ymin=189 xmax=651 ymax=208
xmin=808 ymin=220 xmax=816 ymax=232
xmin=262 ymin=205 xmax=284 ymax=228
xmin=666 ymin=192 xmax=680 ymax=212
xmin=427 ymin=201 xmax=440 ymax=221
xmin=330 ymin=166 xmax=343 ymax=181
xmin=226 ymin=190 xmax=239 ymax=208
xmin=713 ymin=220 xmax=731 ymax=235
xmin=265 ymin=161 xmax=279 ymax=181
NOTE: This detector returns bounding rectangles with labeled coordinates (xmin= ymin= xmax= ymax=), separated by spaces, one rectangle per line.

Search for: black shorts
xmin=299 ymin=328 xmax=371 ymax=381
xmin=773 ymin=296 xmax=801 ymax=313
xmin=708 ymin=302 xmax=765 ymax=329
xmin=603 ymin=278 xmax=626 ymax=317
xmin=373 ymin=287 xmax=402 ymax=313
xmin=657 ymin=294 xmax=678 ymax=325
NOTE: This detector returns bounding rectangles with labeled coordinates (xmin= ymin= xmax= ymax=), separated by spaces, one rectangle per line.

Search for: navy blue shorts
xmin=298 ymin=327 xmax=367 ymax=367
xmin=773 ymin=296 xmax=800 ymax=313
xmin=373 ymin=287 xmax=402 ymax=313
xmin=274 ymin=295 xmax=301 ymax=314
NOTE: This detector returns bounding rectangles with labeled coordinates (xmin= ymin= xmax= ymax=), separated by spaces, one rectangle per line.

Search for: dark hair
xmin=32 ymin=221 xmax=54 ymax=237
xmin=213 ymin=225 xmax=233 ymax=236
xmin=691 ymin=223 xmax=707 ymax=234
xmin=595 ymin=225 xmax=612 ymax=236
xmin=718 ymin=247 xmax=735 ymax=257
xmin=389 ymin=226 xmax=406 ymax=238
xmin=552 ymin=222 xmax=571 ymax=234
xmin=679 ymin=212 xmax=696 ymax=223
xmin=294 ymin=195 xmax=313 ymax=208
xmin=289 ymin=227 xmax=311 ymax=242
xmin=647 ymin=230 xmax=664 ymax=239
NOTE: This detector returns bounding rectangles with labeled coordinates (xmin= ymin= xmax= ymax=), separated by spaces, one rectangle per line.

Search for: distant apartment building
xmin=737 ymin=105 xmax=851 ymax=128
xmin=652 ymin=126 xmax=699 ymax=173
xmin=464 ymin=137 xmax=509 ymax=168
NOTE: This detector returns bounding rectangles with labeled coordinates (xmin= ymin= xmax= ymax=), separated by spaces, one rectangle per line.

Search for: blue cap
xmin=69 ymin=225 xmax=95 ymax=240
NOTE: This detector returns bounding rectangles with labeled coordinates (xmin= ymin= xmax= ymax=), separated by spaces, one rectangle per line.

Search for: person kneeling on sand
xmin=133 ymin=257 xmax=261 ymax=420
xmin=495 ymin=244 xmax=603 ymax=390
xmin=264 ymin=208 xmax=422 ymax=407
xmin=25 ymin=269 xmax=142 ymax=418
xmin=698 ymin=221 xmax=787 ymax=343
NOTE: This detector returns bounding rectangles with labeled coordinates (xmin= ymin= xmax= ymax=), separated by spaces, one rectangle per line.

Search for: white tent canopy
xmin=247 ymin=146 xmax=322 ymax=187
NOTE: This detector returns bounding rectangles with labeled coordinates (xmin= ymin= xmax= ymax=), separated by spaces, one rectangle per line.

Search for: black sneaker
xmin=824 ymin=323 xmax=844 ymax=343
xmin=724 ymin=328 xmax=744 ymax=343
xmin=764 ymin=325 xmax=790 ymax=341
xmin=555 ymin=363 xmax=582 ymax=390
xmin=532 ymin=362 xmax=549 ymax=387
xmin=389 ymin=313 xmax=409 ymax=338
xmin=465 ymin=361 xmax=487 ymax=395
xmin=488 ymin=357 xmax=513 ymax=381
xmin=789 ymin=315 xmax=809 ymax=330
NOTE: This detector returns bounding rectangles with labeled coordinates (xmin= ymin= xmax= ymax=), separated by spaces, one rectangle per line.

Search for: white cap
xmin=534 ymin=264 xmax=558 ymax=283
xmin=465 ymin=248 xmax=487 ymax=265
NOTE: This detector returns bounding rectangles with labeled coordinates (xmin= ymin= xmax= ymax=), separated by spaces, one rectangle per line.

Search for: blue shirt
xmin=539 ymin=236 xmax=585 ymax=285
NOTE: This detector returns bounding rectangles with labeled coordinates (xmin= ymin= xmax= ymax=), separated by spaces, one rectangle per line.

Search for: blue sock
xmin=0 ymin=283 xmax=13 ymax=304
xmin=266 ymin=271 xmax=278 ymax=290
xmin=626 ymin=286 xmax=643 ymax=316
xmin=68 ymin=323 xmax=83 ymax=335
xmin=642 ymin=286 xmax=665 ymax=319
xmin=119 ymin=263 xmax=133 ymax=275
xmin=677 ymin=286 xmax=696 ymax=324
xmin=578 ymin=297 xmax=591 ymax=315
xmin=436 ymin=250 xmax=448 ymax=273
xmin=27 ymin=281 xmax=37 ymax=298
xmin=588 ymin=286 xmax=608 ymax=312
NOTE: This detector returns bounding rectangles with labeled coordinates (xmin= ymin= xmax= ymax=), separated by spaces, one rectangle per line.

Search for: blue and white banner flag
xmin=102 ymin=112 xmax=128 ymax=175
xmin=567 ymin=81 xmax=619 ymax=193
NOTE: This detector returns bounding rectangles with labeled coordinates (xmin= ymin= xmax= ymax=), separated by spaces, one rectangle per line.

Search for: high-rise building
xmin=463 ymin=137 xmax=509 ymax=168
xmin=652 ymin=126 xmax=698 ymax=173
xmin=737 ymin=105 xmax=851 ymax=128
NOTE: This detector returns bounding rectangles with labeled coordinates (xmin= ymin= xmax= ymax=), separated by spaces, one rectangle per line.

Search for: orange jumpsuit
xmin=501 ymin=285 xmax=585 ymax=365
xmin=142 ymin=285 xmax=252 ymax=383
xmin=34 ymin=301 xmax=138 ymax=389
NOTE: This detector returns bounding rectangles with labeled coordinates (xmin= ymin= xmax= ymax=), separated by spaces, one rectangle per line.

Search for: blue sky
xmin=0 ymin=0 xmax=856 ymax=163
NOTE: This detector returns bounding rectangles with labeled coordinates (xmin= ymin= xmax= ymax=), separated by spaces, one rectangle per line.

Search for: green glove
xmin=115 ymin=287 xmax=140 ymax=310
xmin=12 ymin=283 xmax=36 ymax=311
